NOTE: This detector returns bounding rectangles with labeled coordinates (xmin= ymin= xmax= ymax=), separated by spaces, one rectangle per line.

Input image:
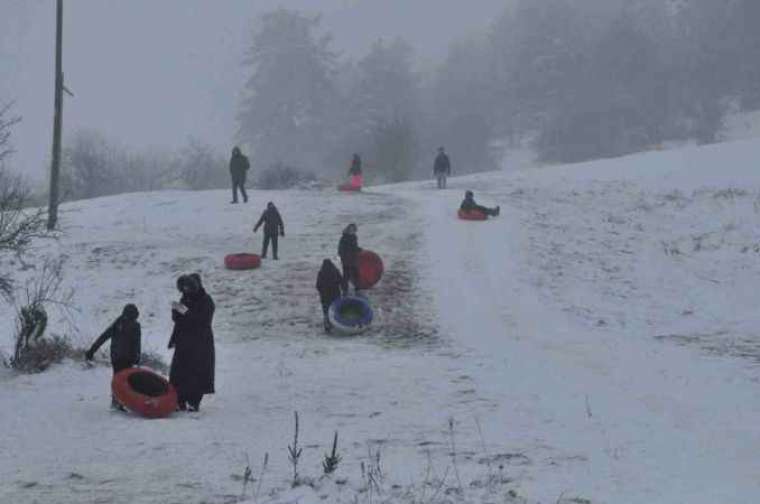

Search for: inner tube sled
xmin=338 ymin=174 xmax=363 ymax=192
xmin=328 ymin=296 xmax=374 ymax=335
xmin=458 ymin=209 xmax=488 ymax=221
xmin=112 ymin=367 xmax=178 ymax=418
xmin=225 ymin=253 xmax=261 ymax=270
xmin=356 ymin=250 xmax=384 ymax=289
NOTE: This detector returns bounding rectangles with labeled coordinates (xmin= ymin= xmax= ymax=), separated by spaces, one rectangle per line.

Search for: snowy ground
xmin=2 ymin=138 xmax=760 ymax=503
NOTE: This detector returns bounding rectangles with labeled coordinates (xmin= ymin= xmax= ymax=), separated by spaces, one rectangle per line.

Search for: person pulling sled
xmin=253 ymin=202 xmax=285 ymax=260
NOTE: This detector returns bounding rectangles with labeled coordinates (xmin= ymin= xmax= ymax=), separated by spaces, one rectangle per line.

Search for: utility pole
xmin=47 ymin=0 xmax=63 ymax=230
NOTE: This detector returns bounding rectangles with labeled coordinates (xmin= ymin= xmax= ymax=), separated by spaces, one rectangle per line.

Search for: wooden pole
xmin=47 ymin=0 xmax=63 ymax=230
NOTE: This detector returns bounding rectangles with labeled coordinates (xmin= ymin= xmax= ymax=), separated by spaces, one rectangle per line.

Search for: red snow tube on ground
xmin=458 ymin=209 xmax=488 ymax=221
xmin=112 ymin=367 xmax=177 ymax=419
xmin=338 ymin=174 xmax=363 ymax=191
xmin=356 ymin=250 xmax=384 ymax=289
xmin=224 ymin=253 xmax=261 ymax=270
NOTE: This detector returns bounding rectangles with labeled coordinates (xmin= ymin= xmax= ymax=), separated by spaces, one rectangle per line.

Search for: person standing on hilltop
xmin=229 ymin=146 xmax=250 ymax=204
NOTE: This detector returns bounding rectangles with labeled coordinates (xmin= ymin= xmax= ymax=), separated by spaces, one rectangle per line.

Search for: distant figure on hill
xmin=85 ymin=304 xmax=142 ymax=410
xmin=460 ymin=190 xmax=499 ymax=216
xmin=253 ymin=202 xmax=285 ymax=260
xmin=316 ymin=258 xmax=345 ymax=333
xmin=348 ymin=153 xmax=362 ymax=176
xmin=338 ymin=223 xmax=362 ymax=293
xmin=169 ymin=273 xmax=215 ymax=412
xmin=229 ymin=146 xmax=250 ymax=204
xmin=433 ymin=147 xmax=451 ymax=189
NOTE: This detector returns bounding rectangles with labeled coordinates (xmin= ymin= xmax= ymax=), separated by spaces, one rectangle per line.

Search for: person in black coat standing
xmin=169 ymin=274 xmax=216 ymax=412
xmin=253 ymin=201 xmax=285 ymax=260
xmin=338 ymin=223 xmax=362 ymax=294
xmin=85 ymin=303 xmax=141 ymax=409
xmin=229 ymin=146 xmax=250 ymax=204
xmin=433 ymin=147 xmax=451 ymax=189
xmin=316 ymin=259 xmax=345 ymax=333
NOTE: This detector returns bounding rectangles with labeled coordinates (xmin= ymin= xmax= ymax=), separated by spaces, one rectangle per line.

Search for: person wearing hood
xmin=433 ymin=147 xmax=451 ymax=189
xmin=169 ymin=273 xmax=216 ymax=412
xmin=316 ymin=259 xmax=345 ymax=333
xmin=253 ymin=201 xmax=285 ymax=260
xmin=460 ymin=190 xmax=500 ymax=216
xmin=338 ymin=223 xmax=362 ymax=293
xmin=229 ymin=146 xmax=250 ymax=204
xmin=85 ymin=303 xmax=142 ymax=409
xmin=348 ymin=153 xmax=362 ymax=177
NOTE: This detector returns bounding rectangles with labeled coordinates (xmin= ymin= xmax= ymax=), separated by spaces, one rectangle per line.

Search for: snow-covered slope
xmin=2 ymin=138 xmax=760 ymax=503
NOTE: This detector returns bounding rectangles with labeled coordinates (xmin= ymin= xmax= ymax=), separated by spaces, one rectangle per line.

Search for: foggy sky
xmin=0 ymin=0 xmax=507 ymax=182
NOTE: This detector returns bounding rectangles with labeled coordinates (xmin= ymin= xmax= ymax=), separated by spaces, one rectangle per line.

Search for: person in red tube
xmin=460 ymin=190 xmax=499 ymax=216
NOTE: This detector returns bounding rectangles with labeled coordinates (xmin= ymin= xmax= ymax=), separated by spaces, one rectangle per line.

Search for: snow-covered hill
xmin=2 ymin=138 xmax=760 ymax=503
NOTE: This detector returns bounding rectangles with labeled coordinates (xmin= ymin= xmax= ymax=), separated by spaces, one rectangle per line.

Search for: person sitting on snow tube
xmin=338 ymin=223 xmax=362 ymax=294
xmin=85 ymin=304 xmax=142 ymax=410
xmin=316 ymin=259 xmax=345 ymax=333
xmin=460 ymin=190 xmax=499 ymax=217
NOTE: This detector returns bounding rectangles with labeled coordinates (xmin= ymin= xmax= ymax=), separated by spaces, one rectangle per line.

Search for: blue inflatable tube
xmin=328 ymin=296 xmax=373 ymax=335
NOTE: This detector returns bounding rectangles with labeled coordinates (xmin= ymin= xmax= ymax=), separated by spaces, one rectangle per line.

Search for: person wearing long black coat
xmin=85 ymin=304 xmax=141 ymax=409
xmin=229 ymin=146 xmax=250 ymax=204
xmin=253 ymin=201 xmax=285 ymax=260
xmin=169 ymin=274 xmax=215 ymax=412
xmin=338 ymin=223 xmax=362 ymax=294
xmin=433 ymin=147 xmax=451 ymax=189
xmin=316 ymin=259 xmax=345 ymax=333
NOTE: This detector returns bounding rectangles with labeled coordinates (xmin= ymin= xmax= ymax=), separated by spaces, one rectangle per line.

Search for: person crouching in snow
xmin=169 ymin=273 xmax=216 ymax=412
xmin=316 ymin=259 xmax=345 ymax=333
xmin=85 ymin=303 xmax=141 ymax=410
xmin=253 ymin=201 xmax=285 ymax=260
xmin=338 ymin=223 xmax=362 ymax=294
xmin=460 ymin=190 xmax=500 ymax=216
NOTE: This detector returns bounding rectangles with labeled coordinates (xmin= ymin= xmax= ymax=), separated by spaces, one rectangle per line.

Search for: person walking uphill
xmin=85 ymin=303 xmax=141 ymax=410
xmin=338 ymin=223 xmax=362 ymax=294
xmin=253 ymin=202 xmax=285 ymax=260
xmin=229 ymin=146 xmax=250 ymax=204
xmin=316 ymin=259 xmax=344 ymax=333
xmin=433 ymin=147 xmax=451 ymax=189
xmin=169 ymin=274 xmax=215 ymax=412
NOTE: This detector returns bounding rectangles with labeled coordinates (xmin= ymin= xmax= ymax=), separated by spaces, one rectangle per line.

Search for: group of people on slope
xmin=316 ymin=222 xmax=362 ymax=333
xmin=86 ymin=273 xmax=216 ymax=412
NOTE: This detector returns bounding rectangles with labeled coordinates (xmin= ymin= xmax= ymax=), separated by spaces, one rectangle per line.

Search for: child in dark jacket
xmin=253 ymin=202 xmax=285 ymax=260
xmin=316 ymin=259 xmax=345 ymax=333
xmin=338 ymin=223 xmax=362 ymax=293
xmin=85 ymin=304 xmax=141 ymax=409
xmin=460 ymin=190 xmax=499 ymax=216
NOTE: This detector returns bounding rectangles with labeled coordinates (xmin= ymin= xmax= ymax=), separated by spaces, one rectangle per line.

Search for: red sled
xmin=356 ymin=249 xmax=384 ymax=289
xmin=224 ymin=253 xmax=261 ymax=270
xmin=112 ymin=367 xmax=177 ymax=419
xmin=457 ymin=209 xmax=488 ymax=221
xmin=338 ymin=174 xmax=363 ymax=192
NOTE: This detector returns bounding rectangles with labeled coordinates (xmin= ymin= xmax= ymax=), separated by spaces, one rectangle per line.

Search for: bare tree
xmin=0 ymin=102 xmax=48 ymax=301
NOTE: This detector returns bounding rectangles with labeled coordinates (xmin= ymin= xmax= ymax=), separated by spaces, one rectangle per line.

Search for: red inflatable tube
xmin=338 ymin=183 xmax=361 ymax=192
xmin=224 ymin=253 xmax=261 ymax=270
xmin=458 ymin=209 xmax=488 ymax=221
xmin=356 ymin=250 xmax=384 ymax=289
xmin=112 ymin=367 xmax=177 ymax=419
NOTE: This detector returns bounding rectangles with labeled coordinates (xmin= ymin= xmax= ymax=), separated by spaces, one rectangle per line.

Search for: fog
xmin=0 ymin=0 xmax=506 ymax=181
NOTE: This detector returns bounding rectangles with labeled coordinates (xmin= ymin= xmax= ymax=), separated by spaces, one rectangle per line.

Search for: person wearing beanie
xmin=460 ymin=190 xmax=499 ymax=216
xmin=85 ymin=304 xmax=142 ymax=409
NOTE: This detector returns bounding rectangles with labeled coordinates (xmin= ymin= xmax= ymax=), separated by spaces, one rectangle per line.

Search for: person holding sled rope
xmin=253 ymin=201 xmax=285 ymax=260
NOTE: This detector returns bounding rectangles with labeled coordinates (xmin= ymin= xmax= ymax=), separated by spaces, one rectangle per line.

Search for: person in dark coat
xmin=338 ymin=223 xmax=362 ymax=293
xmin=253 ymin=201 xmax=285 ymax=260
xmin=316 ymin=259 xmax=345 ymax=333
xmin=229 ymin=146 xmax=250 ymax=204
xmin=85 ymin=304 xmax=141 ymax=409
xmin=433 ymin=147 xmax=451 ymax=189
xmin=169 ymin=273 xmax=216 ymax=412
xmin=348 ymin=153 xmax=362 ymax=176
xmin=460 ymin=190 xmax=499 ymax=216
